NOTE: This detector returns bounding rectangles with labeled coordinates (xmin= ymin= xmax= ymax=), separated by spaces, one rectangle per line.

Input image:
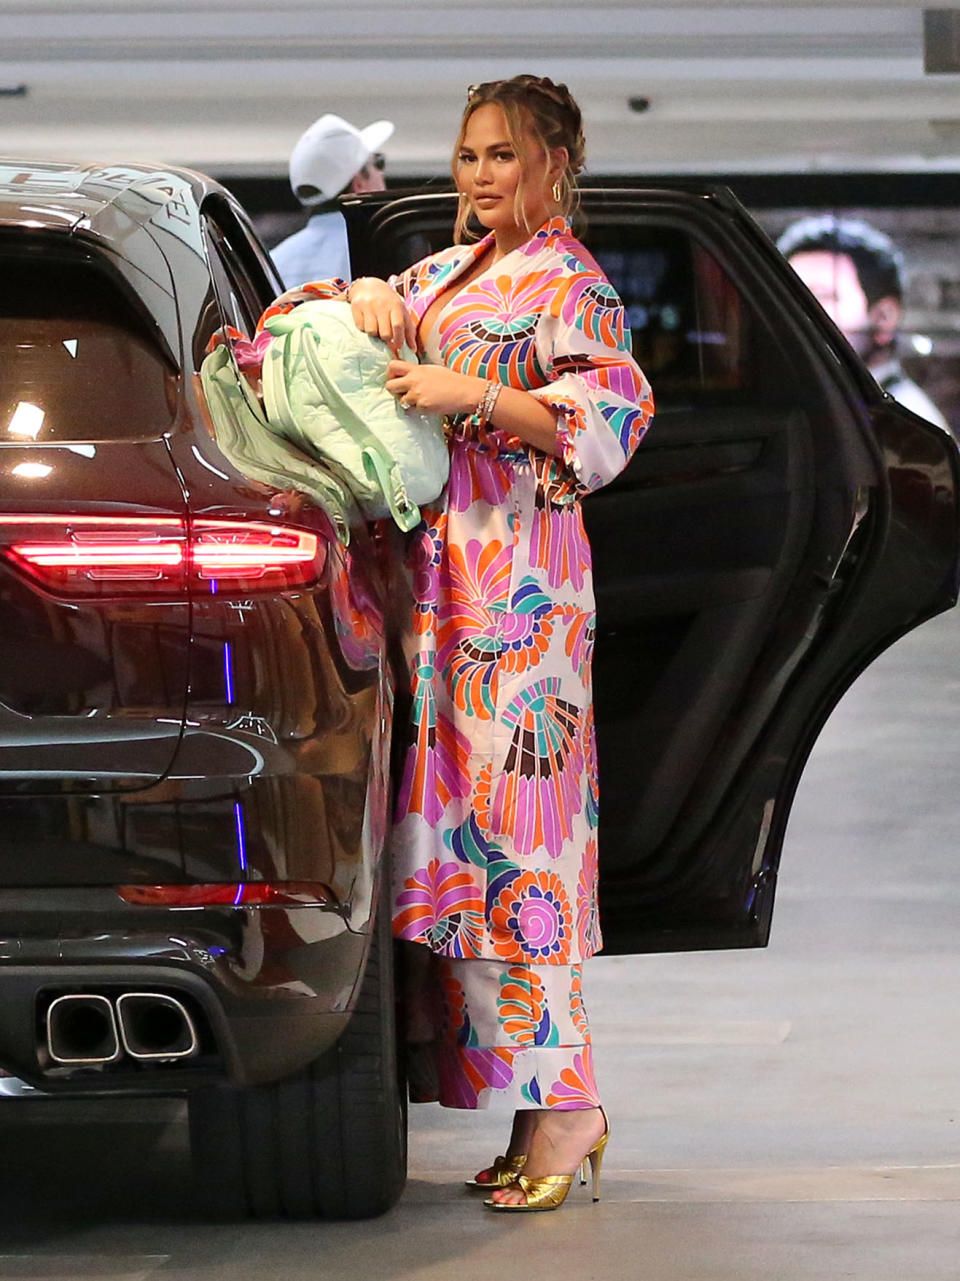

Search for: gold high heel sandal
xmin=464 ymin=1153 xmax=527 ymax=1189
xmin=484 ymin=1111 xmax=609 ymax=1213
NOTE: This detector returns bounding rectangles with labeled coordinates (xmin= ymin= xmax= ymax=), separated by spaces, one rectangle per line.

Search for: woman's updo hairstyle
xmin=452 ymin=74 xmax=586 ymax=242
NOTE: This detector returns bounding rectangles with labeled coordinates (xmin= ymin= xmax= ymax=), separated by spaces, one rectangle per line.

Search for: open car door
xmin=346 ymin=186 xmax=960 ymax=954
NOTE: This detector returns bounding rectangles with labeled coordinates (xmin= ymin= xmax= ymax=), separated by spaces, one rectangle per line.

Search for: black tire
xmin=189 ymin=885 xmax=407 ymax=1219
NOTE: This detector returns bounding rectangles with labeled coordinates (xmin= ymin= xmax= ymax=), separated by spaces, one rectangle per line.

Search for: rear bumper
xmin=0 ymin=894 xmax=368 ymax=1090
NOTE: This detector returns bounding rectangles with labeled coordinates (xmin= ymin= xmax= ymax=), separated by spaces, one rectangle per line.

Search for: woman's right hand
xmin=347 ymin=277 xmax=418 ymax=353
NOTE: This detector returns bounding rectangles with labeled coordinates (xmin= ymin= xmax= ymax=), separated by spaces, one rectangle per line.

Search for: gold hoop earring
xmin=552 ymin=180 xmax=563 ymax=204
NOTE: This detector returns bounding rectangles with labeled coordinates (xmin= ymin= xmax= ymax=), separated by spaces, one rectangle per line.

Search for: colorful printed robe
xmin=389 ymin=216 xmax=654 ymax=972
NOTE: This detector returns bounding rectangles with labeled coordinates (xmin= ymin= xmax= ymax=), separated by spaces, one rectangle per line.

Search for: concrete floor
xmin=1 ymin=603 xmax=959 ymax=1279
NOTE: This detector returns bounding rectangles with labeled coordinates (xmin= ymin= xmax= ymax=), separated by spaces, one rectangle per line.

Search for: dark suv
xmin=0 ymin=161 xmax=957 ymax=1221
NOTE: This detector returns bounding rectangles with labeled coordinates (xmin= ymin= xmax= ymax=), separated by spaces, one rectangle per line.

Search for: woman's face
xmin=456 ymin=102 xmax=562 ymax=239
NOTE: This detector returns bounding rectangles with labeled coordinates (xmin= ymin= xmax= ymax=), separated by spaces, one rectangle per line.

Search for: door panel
xmin=582 ymin=220 xmax=823 ymax=870
xmin=589 ymin=410 xmax=813 ymax=858
xmin=351 ymin=188 xmax=959 ymax=953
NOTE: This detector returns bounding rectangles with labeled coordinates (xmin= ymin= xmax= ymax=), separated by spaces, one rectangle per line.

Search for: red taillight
xmin=192 ymin=521 xmax=319 ymax=585
xmin=115 ymin=882 xmax=334 ymax=907
xmin=0 ymin=516 xmax=324 ymax=596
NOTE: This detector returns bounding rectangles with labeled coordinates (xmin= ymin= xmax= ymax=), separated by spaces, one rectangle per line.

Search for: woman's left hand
xmin=385 ymin=360 xmax=485 ymax=417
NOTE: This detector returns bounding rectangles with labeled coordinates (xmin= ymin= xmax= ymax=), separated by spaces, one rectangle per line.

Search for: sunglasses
xmin=364 ymin=152 xmax=386 ymax=173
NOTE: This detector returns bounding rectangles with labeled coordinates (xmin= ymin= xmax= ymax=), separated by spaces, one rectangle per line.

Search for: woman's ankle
xmin=505 ymin=1107 xmax=539 ymax=1156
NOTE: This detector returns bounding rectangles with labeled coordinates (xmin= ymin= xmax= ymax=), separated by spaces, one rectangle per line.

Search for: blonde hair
xmin=451 ymin=75 xmax=586 ymax=243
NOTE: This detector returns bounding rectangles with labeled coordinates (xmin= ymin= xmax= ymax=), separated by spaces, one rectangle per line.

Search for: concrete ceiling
xmin=1 ymin=0 xmax=959 ymax=179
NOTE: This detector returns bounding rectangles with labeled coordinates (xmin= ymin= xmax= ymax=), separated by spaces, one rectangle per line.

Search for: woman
xmin=295 ymin=74 xmax=653 ymax=1211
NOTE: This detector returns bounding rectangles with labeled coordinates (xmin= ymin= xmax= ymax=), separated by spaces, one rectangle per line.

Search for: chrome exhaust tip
xmin=46 ymin=994 xmax=121 ymax=1065
xmin=115 ymin=992 xmax=199 ymax=1060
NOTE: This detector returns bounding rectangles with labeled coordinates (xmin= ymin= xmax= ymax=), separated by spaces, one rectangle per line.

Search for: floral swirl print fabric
xmin=389 ymin=216 xmax=653 ymax=969
xmin=405 ymin=954 xmax=600 ymax=1111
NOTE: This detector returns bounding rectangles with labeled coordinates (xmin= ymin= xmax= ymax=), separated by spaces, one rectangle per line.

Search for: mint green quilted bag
xmin=261 ymin=300 xmax=449 ymax=532
xmin=198 ymin=342 xmax=354 ymax=543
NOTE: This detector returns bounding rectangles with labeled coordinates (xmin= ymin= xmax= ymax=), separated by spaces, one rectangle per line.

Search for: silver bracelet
xmin=478 ymin=379 xmax=502 ymax=426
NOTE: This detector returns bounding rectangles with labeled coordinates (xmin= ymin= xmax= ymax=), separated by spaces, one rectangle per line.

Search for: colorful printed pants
xmin=401 ymin=944 xmax=600 ymax=1111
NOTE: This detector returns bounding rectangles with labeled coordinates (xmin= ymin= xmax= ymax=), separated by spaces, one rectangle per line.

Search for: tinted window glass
xmin=202 ymin=196 xmax=280 ymax=332
xmin=367 ymin=207 xmax=795 ymax=412
xmin=591 ymin=226 xmax=789 ymax=407
xmin=203 ymin=224 xmax=259 ymax=338
xmin=0 ymin=244 xmax=176 ymax=443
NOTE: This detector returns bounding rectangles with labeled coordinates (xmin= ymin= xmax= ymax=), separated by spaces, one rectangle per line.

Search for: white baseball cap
xmin=289 ymin=113 xmax=395 ymax=205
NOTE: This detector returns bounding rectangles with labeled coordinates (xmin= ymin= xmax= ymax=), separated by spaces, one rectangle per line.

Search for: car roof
xmin=0 ymin=159 xmax=242 ymax=372
xmin=0 ymin=158 xmax=218 ymax=235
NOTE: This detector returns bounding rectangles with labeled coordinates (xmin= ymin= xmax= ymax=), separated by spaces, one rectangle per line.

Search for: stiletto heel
xmin=586 ymin=1128 xmax=608 ymax=1202
xmin=484 ymin=1109 xmax=609 ymax=1213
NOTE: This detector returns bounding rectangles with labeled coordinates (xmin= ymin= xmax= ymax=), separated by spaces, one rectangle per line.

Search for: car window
xmin=362 ymin=203 xmax=797 ymax=413
xmin=202 ymin=196 xmax=281 ymax=330
xmin=202 ymin=224 xmax=260 ymax=341
xmin=0 ymin=239 xmax=177 ymax=443
xmin=355 ymin=194 xmax=876 ymax=482
xmin=192 ymin=218 xmax=260 ymax=380
xmin=589 ymin=225 xmax=792 ymax=410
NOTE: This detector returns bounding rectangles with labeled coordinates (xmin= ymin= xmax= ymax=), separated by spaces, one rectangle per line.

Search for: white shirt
xmin=270 ymin=210 xmax=351 ymax=289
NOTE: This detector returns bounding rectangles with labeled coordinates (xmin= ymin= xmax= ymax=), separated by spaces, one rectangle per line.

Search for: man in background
xmin=271 ymin=113 xmax=394 ymax=288
xmin=777 ymin=214 xmax=949 ymax=430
